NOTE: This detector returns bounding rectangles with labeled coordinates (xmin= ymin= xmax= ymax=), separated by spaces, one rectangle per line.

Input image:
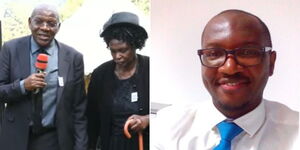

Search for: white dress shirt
xmin=151 ymin=99 xmax=299 ymax=150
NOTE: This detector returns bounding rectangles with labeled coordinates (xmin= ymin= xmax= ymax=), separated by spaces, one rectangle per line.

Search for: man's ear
xmin=269 ymin=51 xmax=276 ymax=76
xmin=57 ymin=22 xmax=61 ymax=31
xmin=28 ymin=17 xmax=32 ymax=29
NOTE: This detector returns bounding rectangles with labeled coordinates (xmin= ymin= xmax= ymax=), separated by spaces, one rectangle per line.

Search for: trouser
xmin=28 ymin=127 xmax=60 ymax=150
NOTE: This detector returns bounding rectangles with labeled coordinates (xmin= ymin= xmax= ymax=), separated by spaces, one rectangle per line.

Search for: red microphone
xmin=35 ymin=53 xmax=48 ymax=72
xmin=34 ymin=53 xmax=48 ymax=94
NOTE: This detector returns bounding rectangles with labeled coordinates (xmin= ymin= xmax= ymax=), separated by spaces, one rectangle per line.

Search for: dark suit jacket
xmin=87 ymin=54 xmax=149 ymax=150
xmin=0 ymin=36 xmax=88 ymax=150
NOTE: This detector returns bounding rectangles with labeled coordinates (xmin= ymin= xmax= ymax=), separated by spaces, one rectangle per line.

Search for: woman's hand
xmin=126 ymin=114 xmax=149 ymax=132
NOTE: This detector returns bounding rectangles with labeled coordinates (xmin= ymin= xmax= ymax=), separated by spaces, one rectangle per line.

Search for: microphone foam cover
xmin=35 ymin=54 xmax=48 ymax=70
xmin=35 ymin=62 xmax=48 ymax=70
xmin=37 ymin=53 xmax=48 ymax=62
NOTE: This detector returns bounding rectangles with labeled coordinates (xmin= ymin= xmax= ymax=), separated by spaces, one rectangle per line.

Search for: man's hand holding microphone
xmin=24 ymin=53 xmax=48 ymax=92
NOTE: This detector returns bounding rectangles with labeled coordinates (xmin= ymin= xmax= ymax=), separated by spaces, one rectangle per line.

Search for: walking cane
xmin=124 ymin=119 xmax=144 ymax=150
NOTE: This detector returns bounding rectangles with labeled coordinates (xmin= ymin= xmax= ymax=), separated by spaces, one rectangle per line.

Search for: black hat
xmin=100 ymin=12 xmax=147 ymax=37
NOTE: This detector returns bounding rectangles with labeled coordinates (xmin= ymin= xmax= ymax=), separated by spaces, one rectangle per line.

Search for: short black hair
xmin=101 ymin=23 xmax=148 ymax=50
xmin=202 ymin=9 xmax=272 ymax=47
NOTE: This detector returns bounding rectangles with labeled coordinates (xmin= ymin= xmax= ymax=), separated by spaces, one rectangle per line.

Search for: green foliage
xmin=131 ymin=0 xmax=149 ymax=15
xmin=1 ymin=0 xmax=147 ymax=44
xmin=59 ymin=0 xmax=85 ymax=22
xmin=1 ymin=3 xmax=32 ymax=43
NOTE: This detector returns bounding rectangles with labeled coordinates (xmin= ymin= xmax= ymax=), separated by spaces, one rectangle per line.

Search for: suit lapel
xmin=17 ymin=36 xmax=31 ymax=79
xmin=56 ymin=42 xmax=70 ymax=104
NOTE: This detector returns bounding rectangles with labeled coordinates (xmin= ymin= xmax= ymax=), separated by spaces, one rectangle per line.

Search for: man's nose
xmin=218 ymin=55 xmax=243 ymax=75
xmin=39 ymin=22 xmax=51 ymax=30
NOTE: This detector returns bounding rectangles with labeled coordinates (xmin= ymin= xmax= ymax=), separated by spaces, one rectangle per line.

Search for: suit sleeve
xmin=0 ymin=43 xmax=25 ymax=103
xmin=72 ymin=53 xmax=88 ymax=150
xmin=86 ymin=70 xmax=101 ymax=149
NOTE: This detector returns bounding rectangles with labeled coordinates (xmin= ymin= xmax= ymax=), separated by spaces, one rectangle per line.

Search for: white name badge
xmin=58 ymin=76 xmax=64 ymax=87
xmin=131 ymin=92 xmax=138 ymax=102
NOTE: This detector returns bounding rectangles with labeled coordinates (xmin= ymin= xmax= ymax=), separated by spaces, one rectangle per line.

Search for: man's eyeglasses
xmin=32 ymin=18 xmax=59 ymax=28
xmin=197 ymin=47 xmax=272 ymax=68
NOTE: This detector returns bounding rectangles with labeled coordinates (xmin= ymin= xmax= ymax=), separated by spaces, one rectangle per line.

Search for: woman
xmin=87 ymin=12 xmax=149 ymax=150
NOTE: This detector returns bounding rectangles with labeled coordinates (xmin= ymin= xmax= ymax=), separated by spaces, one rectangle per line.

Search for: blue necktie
xmin=214 ymin=121 xmax=243 ymax=150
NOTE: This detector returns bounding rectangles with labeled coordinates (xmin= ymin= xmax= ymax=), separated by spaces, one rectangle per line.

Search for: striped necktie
xmin=38 ymin=48 xmax=48 ymax=55
xmin=31 ymin=48 xmax=48 ymax=134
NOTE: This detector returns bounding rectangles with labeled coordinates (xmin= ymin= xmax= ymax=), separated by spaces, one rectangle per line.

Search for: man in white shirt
xmin=151 ymin=9 xmax=299 ymax=150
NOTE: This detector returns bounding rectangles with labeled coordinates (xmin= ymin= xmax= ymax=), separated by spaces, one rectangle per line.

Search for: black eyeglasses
xmin=197 ymin=47 xmax=272 ymax=68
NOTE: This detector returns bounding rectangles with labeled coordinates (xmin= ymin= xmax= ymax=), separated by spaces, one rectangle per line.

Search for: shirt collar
xmin=187 ymin=99 xmax=266 ymax=138
xmin=30 ymin=36 xmax=55 ymax=56
xmin=234 ymin=100 xmax=266 ymax=137
xmin=207 ymin=102 xmax=228 ymax=131
xmin=191 ymin=100 xmax=226 ymax=133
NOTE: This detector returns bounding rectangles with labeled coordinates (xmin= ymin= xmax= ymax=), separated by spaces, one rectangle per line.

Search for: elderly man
xmin=152 ymin=9 xmax=298 ymax=150
xmin=0 ymin=4 xmax=87 ymax=150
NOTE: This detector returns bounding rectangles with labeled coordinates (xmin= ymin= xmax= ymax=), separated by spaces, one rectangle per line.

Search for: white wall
xmin=150 ymin=0 xmax=300 ymax=111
